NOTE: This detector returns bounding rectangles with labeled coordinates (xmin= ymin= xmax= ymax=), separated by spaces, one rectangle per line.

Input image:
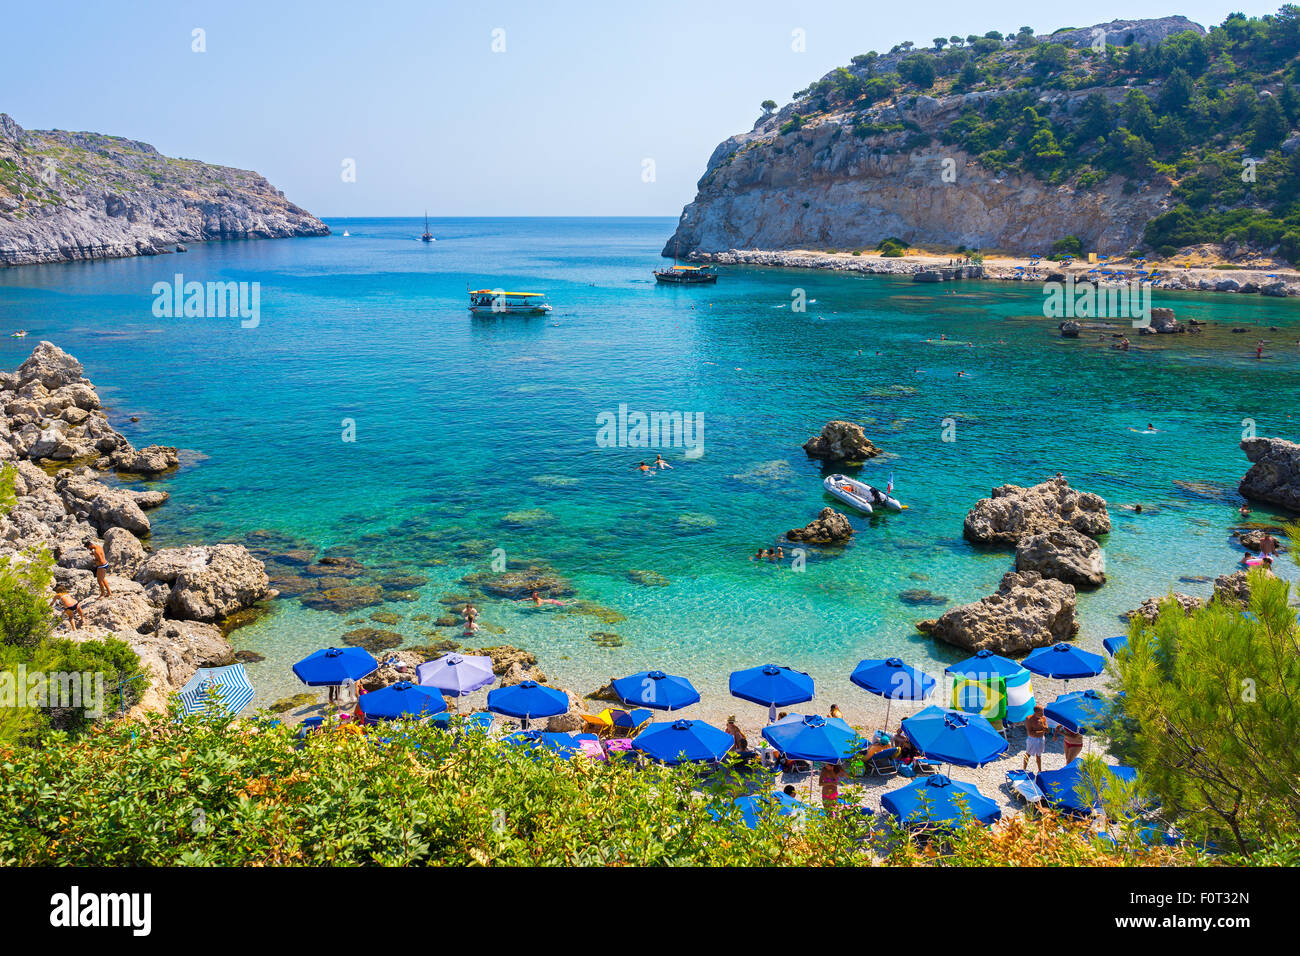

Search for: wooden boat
xmin=468 ymin=289 xmax=552 ymax=314
xmin=654 ymin=264 xmax=718 ymax=284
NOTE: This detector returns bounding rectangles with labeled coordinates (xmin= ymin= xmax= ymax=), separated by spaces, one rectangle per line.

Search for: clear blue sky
xmin=4 ymin=1 xmax=1283 ymax=216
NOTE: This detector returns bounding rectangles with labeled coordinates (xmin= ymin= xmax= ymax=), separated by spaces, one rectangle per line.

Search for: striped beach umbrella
xmin=177 ymin=664 xmax=255 ymax=717
xmin=946 ymin=650 xmax=1035 ymax=724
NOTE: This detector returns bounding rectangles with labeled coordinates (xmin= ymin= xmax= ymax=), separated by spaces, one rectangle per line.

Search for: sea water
xmin=2 ymin=217 xmax=1297 ymax=712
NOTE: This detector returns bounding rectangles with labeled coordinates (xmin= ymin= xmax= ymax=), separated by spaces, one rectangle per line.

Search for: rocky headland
xmin=664 ymin=16 xmax=1300 ymax=293
xmin=0 ymin=113 xmax=328 ymax=267
xmin=0 ymin=343 xmax=271 ymax=711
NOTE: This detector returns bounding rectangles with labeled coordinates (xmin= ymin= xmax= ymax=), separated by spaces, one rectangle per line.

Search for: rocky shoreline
xmin=0 ymin=343 xmax=271 ymax=712
xmin=0 ymin=113 xmax=328 ymax=267
xmin=684 ymin=248 xmax=1300 ymax=298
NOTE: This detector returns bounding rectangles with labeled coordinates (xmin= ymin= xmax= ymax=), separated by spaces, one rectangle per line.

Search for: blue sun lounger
xmin=1006 ymin=769 xmax=1045 ymax=806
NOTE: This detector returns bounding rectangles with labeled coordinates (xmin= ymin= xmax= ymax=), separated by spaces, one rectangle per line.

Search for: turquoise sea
xmin=1 ymin=217 xmax=1298 ymax=714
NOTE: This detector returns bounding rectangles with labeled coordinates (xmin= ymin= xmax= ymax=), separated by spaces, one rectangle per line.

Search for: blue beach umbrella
xmin=881 ymin=773 xmax=1002 ymax=829
xmin=1044 ymin=689 xmax=1112 ymax=735
xmin=416 ymin=653 xmax=495 ymax=698
xmin=177 ymin=664 xmax=255 ymax=717
xmin=1022 ymin=643 xmax=1106 ymax=681
xmin=729 ymin=664 xmax=814 ymax=719
xmin=761 ymin=713 xmax=863 ymax=763
xmin=292 ymin=647 xmax=378 ymax=686
xmin=1102 ymin=635 xmax=1128 ymax=657
xmin=487 ymin=680 xmax=569 ymax=729
xmin=612 ymin=670 xmax=700 ymax=711
xmin=1036 ymin=757 xmax=1138 ymax=815
xmin=431 ymin=710 xmax=495 ymax=734
xmin=359 ymin=680 xmax=448 ymax=721
xmin=851 ymin=657 xmax=936 ymax=729
xmin=710 ymin=791 xmax=804 ymax=829
xmin=633 ymin=718 xmax=733 ymax=765
xmin=900 ymin=705 xmax=1008 ymax=768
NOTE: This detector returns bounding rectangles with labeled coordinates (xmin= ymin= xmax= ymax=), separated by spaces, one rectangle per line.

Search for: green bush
xmin=0 ymin=711 xmax=1203 ymax=867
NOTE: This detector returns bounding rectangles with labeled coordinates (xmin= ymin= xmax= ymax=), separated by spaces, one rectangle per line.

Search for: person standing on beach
xmin=1061 ymin=726 xmax=1084 ymax=764
xmin=1023 ymin=705 xmax=1049 ymax=773
xmin=818 ymin=762 xmax=847 ymax=810
xmin=84 ymin=540 xmax=110 ymax=597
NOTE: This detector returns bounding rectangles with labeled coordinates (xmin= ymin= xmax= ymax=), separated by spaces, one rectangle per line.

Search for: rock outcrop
xmin=916 ymin=570 xmax=1079 ymax=655
xmin=1 ymin=114 xmax=329 ymax=266
xmin=1125 ymin=569 xmax=1266 ymax=623
xmin=0 ymin=343 xmax=270 ymax=713
xmin=1239 ymin=437 xmax=1300 ymax=512
xmin=785 ymin=507 xmax=854 ymax=544
xmin=1014 ymin=525 xmax=1106 ymax=588
xmin=801 ymin=420 xmax=880 ymax=463
xmin=964 ymin=478 xmax=1111 ymax=548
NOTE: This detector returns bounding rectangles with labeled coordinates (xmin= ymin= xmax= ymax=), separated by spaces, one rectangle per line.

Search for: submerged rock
xmin=301 ymin=584 xmax=385 ymax=613
xmin=916 ymin=570 xmax=1078 ymax=655
xmin=461 ymin=569 xmax=575 ymax=599
xmin=898 ymin=589 xmax=949 ymax=607
xmin=801 ymin=420 xmax=881 ymax=463
xmin=785 ymin=507 xmax=854 ymax=544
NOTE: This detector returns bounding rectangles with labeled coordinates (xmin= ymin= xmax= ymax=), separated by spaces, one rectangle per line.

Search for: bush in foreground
xmin=0 ymin=712 xmax=1200 ymax=867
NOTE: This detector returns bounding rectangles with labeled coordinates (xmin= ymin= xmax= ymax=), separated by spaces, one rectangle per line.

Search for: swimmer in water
xmin=957 ymin=370 xmax=965 ymax=378
xmin=654 ymin=454 xmax=673 ymax=470
xmin=636 ymin=461 xmax=652 ymax=473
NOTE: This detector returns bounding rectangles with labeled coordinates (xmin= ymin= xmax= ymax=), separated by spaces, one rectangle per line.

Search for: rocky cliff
xmin=666 ymin=18 xmax=1209 ymax=258
xmin=0 ymin=113 xmax=328 ymax=266
xmin=1 ymin=343 xmax=272 ymax=713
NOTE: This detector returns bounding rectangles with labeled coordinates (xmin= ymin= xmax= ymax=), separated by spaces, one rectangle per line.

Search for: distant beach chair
xmin=867 ymin=747 xmax=899 ymax=777
xmin=1006 ymin=769 xmax=1045 ymax=807
xmin=580 ymin=710 xmax=615 ymax=737
xmin=610 ymin=708 xmax=654 ymax=738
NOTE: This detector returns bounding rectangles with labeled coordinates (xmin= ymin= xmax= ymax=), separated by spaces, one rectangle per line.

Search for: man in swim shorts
xmin=85 ymin=540 xmax=110 ymax=597
xmin=1023 ymin=705 xmax=1049 ymax=773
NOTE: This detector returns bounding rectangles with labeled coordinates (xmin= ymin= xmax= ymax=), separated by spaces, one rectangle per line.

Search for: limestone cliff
xmin=0 ymin=113 xmax=328 ymax=266
xmin=667 ymin=18 xmax=1207 ymax=258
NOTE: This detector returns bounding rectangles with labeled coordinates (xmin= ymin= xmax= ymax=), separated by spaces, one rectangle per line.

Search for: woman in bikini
xmin=53 ymin=587 xmax=85 ymax=630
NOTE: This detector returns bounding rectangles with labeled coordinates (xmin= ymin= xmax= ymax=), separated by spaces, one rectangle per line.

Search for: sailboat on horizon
xmin=421 ymin=212 xmax=434 ymax=243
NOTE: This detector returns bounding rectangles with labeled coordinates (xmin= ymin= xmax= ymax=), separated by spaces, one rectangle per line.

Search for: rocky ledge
xmin=785 ymin=507 xmax=854 ymax=544
xmin=1125 ymin=569 xmax=1263 ymax=624
xmin=1239 ymin=437 xmax=1300 ymax=513
xmin=0 ymin=343 xmax=271 ymax=712
xmin=916 ymin=570 xmax=1079 ymax=655
xmin=0 ymin=113 xmax=328 ymax=267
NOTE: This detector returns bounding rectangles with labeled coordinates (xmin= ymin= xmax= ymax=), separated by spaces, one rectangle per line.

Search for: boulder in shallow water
xmin=1014 ymin=525 xmax=1106 ymax=588
xmin=137 ymin=544 xmax=271 ymax=622
xmin=112 ymin=443 xmax=180 ymax=474
xmin=1239 ymin=437 xmax=1300 ymax=512
xmin=801 ymin=420 xmax=881 ymax=463
xmin=785 ymin=507 xmax=854 ymax=544
xmin=915 ymin=570 xmax=1078 ymax=655
xmin=963 ymin=477 xmax=1110 ymax=547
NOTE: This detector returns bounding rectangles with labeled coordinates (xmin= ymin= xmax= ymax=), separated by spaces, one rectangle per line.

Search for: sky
xmin=3 ymin=1 xmax=1285 ymax=217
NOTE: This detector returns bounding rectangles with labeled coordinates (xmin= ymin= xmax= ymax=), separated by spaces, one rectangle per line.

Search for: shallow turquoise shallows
xmin=2 ymin=217 xmax=1297 ymax=711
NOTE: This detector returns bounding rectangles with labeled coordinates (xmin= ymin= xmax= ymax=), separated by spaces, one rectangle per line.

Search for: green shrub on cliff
xmin=0 ymin=711 xmax=1199 ymax=867
xmin=0 ymin=547 xmax=147 ymax=747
